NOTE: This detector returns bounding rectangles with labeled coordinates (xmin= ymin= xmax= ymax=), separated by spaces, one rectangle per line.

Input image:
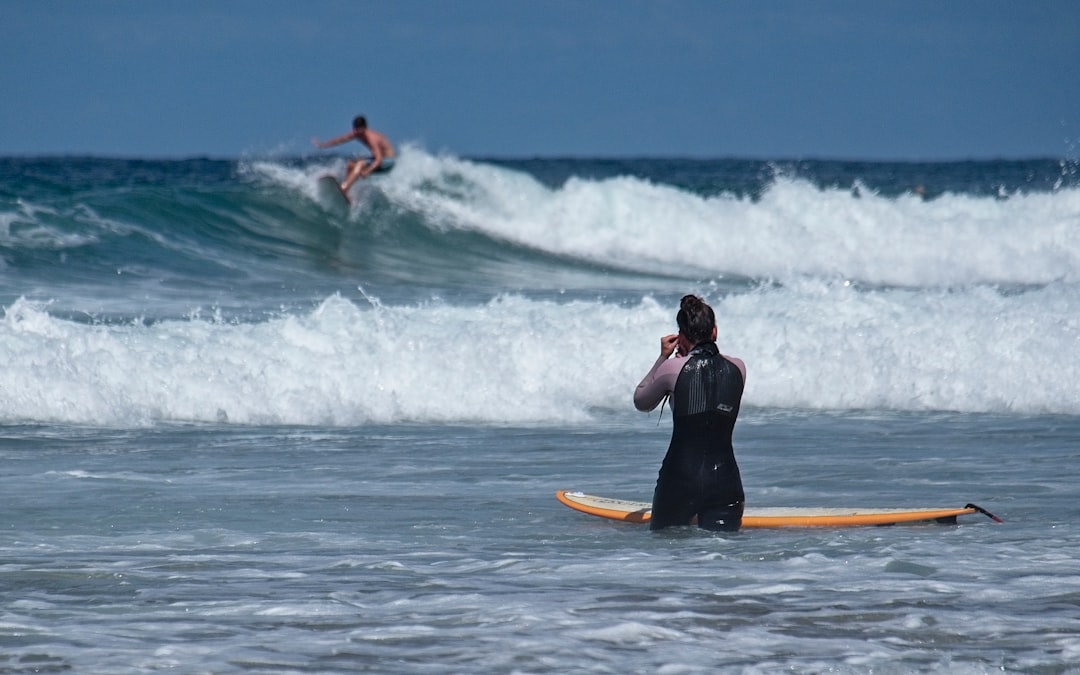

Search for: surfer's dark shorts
xmin=371 ymin=158 xmax=395 ymax=174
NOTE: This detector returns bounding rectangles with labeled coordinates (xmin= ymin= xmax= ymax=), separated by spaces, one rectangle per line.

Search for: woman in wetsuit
xmin=634 ymin=295 xmax=747 ymax=531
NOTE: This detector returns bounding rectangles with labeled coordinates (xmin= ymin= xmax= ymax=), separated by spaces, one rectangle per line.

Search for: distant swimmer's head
xmin=352 ymin=116 xmax=368 ymax=131
xmin=677 ymin=294 xmax=716 ymax=345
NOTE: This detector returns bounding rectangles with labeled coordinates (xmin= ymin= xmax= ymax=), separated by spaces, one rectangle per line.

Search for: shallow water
xmin=2 ymin=411 xmax=1076 ymax=673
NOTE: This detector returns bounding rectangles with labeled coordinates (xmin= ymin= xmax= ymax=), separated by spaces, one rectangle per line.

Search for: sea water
xmin=1 ymin=150 xmax=1079 ymax=672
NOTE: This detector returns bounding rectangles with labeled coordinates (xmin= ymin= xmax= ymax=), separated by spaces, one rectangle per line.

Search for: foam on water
xmin=3 ymin=280 xmax=1078 ymax=426
xmin=362 ymin=150 xmax=1080 ymax=286
xmin=244 ymin=149 xmax=1080 ymax=287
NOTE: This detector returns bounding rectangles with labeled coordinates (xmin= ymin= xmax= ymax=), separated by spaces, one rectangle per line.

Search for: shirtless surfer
xmin=312 ymin=116 xmax=396 ymax=192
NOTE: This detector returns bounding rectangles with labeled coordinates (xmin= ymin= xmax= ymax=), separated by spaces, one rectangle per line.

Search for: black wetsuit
xmin=650 ymin=342 xmax=745 ymax=531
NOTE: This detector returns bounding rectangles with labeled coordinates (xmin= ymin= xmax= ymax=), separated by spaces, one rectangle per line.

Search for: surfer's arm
xmin=311 ymin=131 xmax=357 ymax=149
xmin=634 ymin=354 xmax=683 ymax=412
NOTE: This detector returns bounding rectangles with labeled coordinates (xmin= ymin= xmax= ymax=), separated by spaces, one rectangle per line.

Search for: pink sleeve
xmin=634 ymin=355 xmax=686 ymax=412
xmin=725 ymin=355 xmax=747 ymax=383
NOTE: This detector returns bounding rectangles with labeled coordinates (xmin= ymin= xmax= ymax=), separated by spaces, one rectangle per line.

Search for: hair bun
xmin=676 ymin=294 xmax=715 ymax=344
xmin=680 ymin=294 xmax=703 ymax=311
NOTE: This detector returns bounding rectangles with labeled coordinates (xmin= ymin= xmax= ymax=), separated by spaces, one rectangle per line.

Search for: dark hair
xmin=676 ymin=294 xmax=715 ymax=344
xmin=352 ymin=116 xmax=368 ymax=130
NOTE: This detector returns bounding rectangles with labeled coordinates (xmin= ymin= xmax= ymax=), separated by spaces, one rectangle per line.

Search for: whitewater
xmin=2 ymin=149 xmax=1078 ymax=425
xmin=2 ymin=149 xmax=1080 ymax=673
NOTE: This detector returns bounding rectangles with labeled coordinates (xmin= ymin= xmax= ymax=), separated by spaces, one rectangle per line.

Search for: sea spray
xmin=4 ymin=283 xmax=1078 ymax=426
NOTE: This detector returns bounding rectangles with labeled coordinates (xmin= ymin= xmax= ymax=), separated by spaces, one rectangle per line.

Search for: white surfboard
xmin=316 ymin=175 xmax=350 ymax=212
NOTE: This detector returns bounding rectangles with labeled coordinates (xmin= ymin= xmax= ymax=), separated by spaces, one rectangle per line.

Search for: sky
xmin=2 ymin=0 xmax=1078 ymax=160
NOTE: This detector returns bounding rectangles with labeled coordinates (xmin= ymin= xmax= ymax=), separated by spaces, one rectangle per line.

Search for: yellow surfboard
xmin=556 ymin=490 xmax=1002 ymax=528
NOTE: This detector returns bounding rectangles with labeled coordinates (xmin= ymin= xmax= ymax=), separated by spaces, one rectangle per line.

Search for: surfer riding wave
xmin=312 ymin=115 xmax=396 ymax=193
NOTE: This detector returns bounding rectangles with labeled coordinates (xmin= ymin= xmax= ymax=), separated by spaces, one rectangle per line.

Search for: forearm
xmin=317 ymin=132 xmax=354 ymax=149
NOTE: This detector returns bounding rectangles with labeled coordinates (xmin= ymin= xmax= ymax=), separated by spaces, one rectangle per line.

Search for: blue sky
xmin=3 ymin=1 xmax=1078 ymax=160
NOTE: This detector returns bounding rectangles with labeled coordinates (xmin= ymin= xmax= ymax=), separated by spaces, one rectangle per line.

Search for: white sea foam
xmin=243 ymin=149 xmax=1080 ymax=290
xmin=3 ymin=280 xmax=1078 ymax=426
xmin=368 ymin=150 xmax=1080 ymax=286
xmin=9 ymin=151 xmax=1079 ymax=425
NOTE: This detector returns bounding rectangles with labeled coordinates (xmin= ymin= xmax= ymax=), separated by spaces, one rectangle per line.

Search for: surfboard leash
xmin=965 ymin=503 xmax=1004 ymax=523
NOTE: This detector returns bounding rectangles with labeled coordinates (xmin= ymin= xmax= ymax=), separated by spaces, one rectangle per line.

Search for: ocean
xmin=2 ymin=149 xmax=1079 ymax=673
